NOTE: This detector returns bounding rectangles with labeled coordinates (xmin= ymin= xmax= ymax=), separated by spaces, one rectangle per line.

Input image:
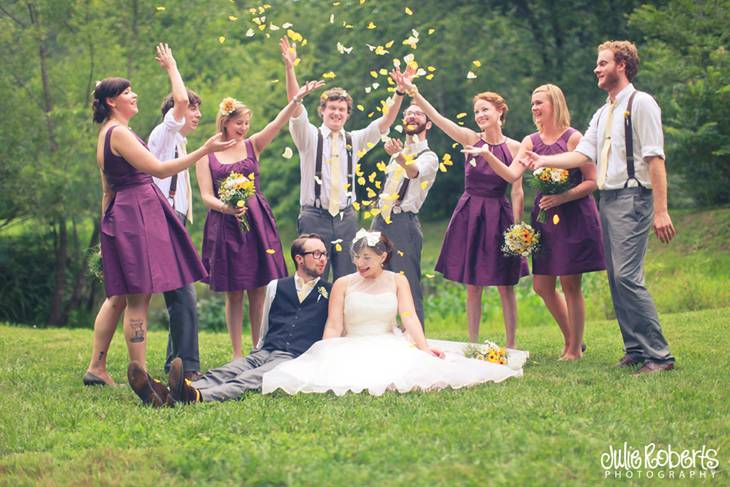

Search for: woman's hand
xmin=390 ymin=66 xmax=416 ymax=94
xmin=423 ymin=346 xmax=445 ymax=359
xmin=202 ymin=133 xmax=236 ymax=154
xmin=218 ymin=201 xmax=247 ymax=219
xmin=538 ymin=193 xmax=567 ymax=211
xmin=154 ymin=43 xmax=177 ymax=71
xmin=279 ymin=37 xmax=297 ymax=69
xmin=461 ymin=145 xmax=489 ymax=157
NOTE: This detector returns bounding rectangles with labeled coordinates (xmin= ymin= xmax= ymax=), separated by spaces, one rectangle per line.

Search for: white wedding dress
xmin=261 ymin=271 xmax=524 ymax=396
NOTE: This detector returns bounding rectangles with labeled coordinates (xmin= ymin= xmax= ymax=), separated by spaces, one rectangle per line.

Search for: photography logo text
xmin=601 ymin=442 xmax=719 ymax=480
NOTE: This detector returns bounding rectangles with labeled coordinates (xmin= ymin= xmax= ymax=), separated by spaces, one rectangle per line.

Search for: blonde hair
xmin=318 ymin=87 xmax=353 ymax=117
xmin=472 ymin=91 xmax=509 ymax=124
xmin=215 ymin=97 xmax=252 ymax=137
xmin=598 ymin=40 xmax=639 ymax=81
xmin=532 ymin=84 xmax=571 ymax=131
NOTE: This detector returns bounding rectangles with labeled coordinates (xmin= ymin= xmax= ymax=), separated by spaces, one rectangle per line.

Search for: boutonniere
xmin=317 ymin=286 xmax=329 ymax=302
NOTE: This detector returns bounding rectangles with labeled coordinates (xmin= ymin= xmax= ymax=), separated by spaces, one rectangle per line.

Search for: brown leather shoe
xmin=615 ymin=355 xmax=643 ymax=368
xmin=127 ymin=362 xmax=166 ymax=407
xmin=635 ymin=361 xmax=675 ymax=375
xmin=184 ymin=370 xmax=204 ymax=382
xmin=168 ymin=358 xmax=200 ymax=404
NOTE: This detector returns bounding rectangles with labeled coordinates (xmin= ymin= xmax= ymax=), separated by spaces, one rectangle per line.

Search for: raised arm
xmin=113 ymin=128 xmax=234 ymax=179
xmin=155 ymin=43 xmax=188 ymax=122
xmin=322 ymin=277 xmax=347 ymax=339
xmin=462 ymin=136 xmax=530 ymax=183
xmin=395 ymin=274 xmax=444 ymax=358
xmin=250 ymin=80 xmax=325 ymax=157
xmin=279 ymin=37 xmax=302 ymax=117
xmin=392 ymin=68 xmax=479 ymax=146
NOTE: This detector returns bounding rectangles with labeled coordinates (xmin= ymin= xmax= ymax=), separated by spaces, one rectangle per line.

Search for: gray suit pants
xmin=371 ymin=212 xmax=425 ymax=328
xmin=163 ymin=211 xmax=200 ymax=373
xmin=599 ymin=187 xmax=674 ymax=364
xmin=298 ymin=205 xmax=357 ymax=281
xmin=192 ymin=349 xmax=295 ymax=402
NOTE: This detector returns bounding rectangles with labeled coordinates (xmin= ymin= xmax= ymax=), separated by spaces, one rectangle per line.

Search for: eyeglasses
xmin=403 ymin=111 xmax=426 ymax=118
xmin=301 ymin=250 xmax=328 ymax=259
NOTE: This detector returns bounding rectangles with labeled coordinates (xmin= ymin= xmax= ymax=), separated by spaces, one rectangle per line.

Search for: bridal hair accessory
xmin=354 ymin=228 xmax=381 ymax=246
xmin=219 ymin=97 xmax=238 ymax=116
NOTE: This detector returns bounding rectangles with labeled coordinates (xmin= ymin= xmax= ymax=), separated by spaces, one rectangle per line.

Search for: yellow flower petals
xmin=467 ymin=71 xmax=477 ymax=79
xmin=553 ymin=214 xmax=560 ymax=225
xmin=404 ymin=7 xmax=413 ymax=15
xmin=456 ymin=112 xmax=467 ymax=119
xmin=266 ymin=249 xmax=276 ymax=254
xmin=282 ymin=147 xmax=293 ymax=159
xmin=322 ymin=71 xmax=337 ymax=79
xmin=218 ymin=36 xmax=226 ymax=44
xmin=472 ymin=60 xmax=482 ymax=67
xmin=367 ymin=21 xmax=376 ymax=29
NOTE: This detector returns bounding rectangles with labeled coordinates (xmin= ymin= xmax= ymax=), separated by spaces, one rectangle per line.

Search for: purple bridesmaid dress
xmin=435 ymin=139 xmax=529 ymax=286
xmin=201 ymin=139 xmax=288 ymax=292
xmin=529 ymin=128 xmax=606 ymax=275
xmin=100 ymin=125 xmax=207 ymax=297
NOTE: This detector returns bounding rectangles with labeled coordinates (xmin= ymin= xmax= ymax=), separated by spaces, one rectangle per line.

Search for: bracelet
xmin=395 ymin=89 xmax=405 ymax=97
xmin=292 ymin=96 xmax=303 ymax=104
xmin=406 ymin=86 xmax=418 ymax=97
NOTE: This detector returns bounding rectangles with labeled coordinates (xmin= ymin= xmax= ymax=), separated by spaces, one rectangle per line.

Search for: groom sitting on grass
xmin=128 ymin=233 xmax=332 ymax=406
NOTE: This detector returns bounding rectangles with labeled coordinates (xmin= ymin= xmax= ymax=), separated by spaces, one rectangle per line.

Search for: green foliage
xmin=1 ymin=306 xmax=728 ymax=485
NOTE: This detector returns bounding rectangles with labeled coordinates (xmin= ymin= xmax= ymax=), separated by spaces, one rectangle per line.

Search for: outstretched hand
xmin=461 ymin=145 xmax=489 ymax=157
xmin=295 ymin=80 xmax=326 ymax=100
xmin=390 ymin=66 xmax=416 ymax=93
xmin=384 ymin=138 xmax=404 ymax=156
xmin=518 ymin=151 xmax=544 ymax=170
xmin=279 ymin=37 xmax=298 ymax=69
xmin=154 ymin=43 xmax=177 ymax=71
xmin=202 ymin=132 xmax=236 ymax=154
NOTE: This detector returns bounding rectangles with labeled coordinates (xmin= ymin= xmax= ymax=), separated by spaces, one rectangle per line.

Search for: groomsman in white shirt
xmin=147 ymin=44 xmax=203 ymax=380
xmin=371 ymin=103 xmax=438 ymax=328
xmin=280 ymin=37 xmax=407 ymax=281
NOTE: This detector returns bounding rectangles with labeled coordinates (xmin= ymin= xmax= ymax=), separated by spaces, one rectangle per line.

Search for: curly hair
xmin=598 ymin=40 xmax=639 ymax=81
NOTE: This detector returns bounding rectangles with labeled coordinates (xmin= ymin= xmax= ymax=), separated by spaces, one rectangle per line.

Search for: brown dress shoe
xmin=127 ymin=362 xmax=166 ymax=407
xmin=168 ymin=357 xmax=200 ymax=404
xmin=615 ymin=355 xmax=644 ymax=367
xmin=635 ymin=362 xmax=675 ymax=375
xmin=184 ymin=370 xmax=204 ymax=382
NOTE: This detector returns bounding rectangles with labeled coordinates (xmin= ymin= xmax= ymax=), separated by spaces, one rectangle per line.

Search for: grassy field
xmin=1 ymin=208 xmax=728 ymax=485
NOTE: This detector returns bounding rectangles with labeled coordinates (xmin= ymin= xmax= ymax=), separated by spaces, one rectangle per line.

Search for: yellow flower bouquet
xmin=464 ymin=340 xmax=509 ymax=365
xmin=218 ymin=171 xmax=256 ymax=231
xmin=531 ymin=167 xmax=571 ymax=223
xmin=502 ymin=222 xmax=541 ymax=257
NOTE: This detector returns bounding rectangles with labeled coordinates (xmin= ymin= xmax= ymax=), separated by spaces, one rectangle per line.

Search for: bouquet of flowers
xmin=464 ymin=340 xmax=509 ymax=365
xmin=87 ymin=244 xmax=104 ymax=283
xmin=531 ymin=167 xmax=571 ymax=223
xmin=502 ymin=222 xmax=541 ymax=257
xmin=218 ymin=171 xmax=256 ymax=231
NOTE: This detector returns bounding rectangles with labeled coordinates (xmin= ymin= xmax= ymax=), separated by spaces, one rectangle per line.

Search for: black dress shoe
xmin=614 ymin=355 xmax=644 ymax=368
xmin=127 ymin=362 xmax=165 ymax=407
xmin=83 ymin=371 xmax=108 ymax=386
xmin=168 ymin=358 xmax=200 ymax=404
xmin=635 ymin=361 xmax=675 ymax=375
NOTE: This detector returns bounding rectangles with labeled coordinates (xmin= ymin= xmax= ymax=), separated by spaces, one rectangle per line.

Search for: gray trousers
xmin=163 ymin=211 xmax=200 ymax=373
xmin=298 ymin=205 xmax=357 ymax=281
xmin=599 ymin=187 xmax=674 ymax=364
xmin=192 ymin=349 xmax=295 ymax=402
xmin=371 ymin=212 xmax=425 ymax=328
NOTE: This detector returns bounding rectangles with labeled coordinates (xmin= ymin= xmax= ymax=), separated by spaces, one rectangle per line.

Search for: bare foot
xmin=84 ymin=368 xmax=116 ymax=385
xmin=559 ymin=353 xmax=582 ymax=361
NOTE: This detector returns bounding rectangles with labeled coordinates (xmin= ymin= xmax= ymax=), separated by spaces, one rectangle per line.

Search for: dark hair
xmin=291 ymin=233 xmax=326 ymax=264
xmin=92 ymin=77 xmax=131 ymax=123
xmin=160 ymin=89 xmax=202 ymax=117
xmin=351 ymin=232 xmax=395 ymax=266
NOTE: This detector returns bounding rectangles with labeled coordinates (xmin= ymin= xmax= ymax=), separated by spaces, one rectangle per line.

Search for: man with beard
xmin=371 ymin=104 xmax=438 ymax=329
xmin=148 ymin=44 xmax=204 ymax=381
xmin=127 ymin=234 xmax=332 ymax=405
xmin=522 ymin=40 xmax=676 ymax=374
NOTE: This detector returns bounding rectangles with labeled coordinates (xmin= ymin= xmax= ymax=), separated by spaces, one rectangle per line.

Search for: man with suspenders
xmin=280 ymin=37 xmax=407 ymax=281
xmin=148 ymin=45 xmax=203 ymax=380
xmin=371 ymin=103 xmax=438 ymax=329
xmin=523 ymin=40 xmax=677 ymax=374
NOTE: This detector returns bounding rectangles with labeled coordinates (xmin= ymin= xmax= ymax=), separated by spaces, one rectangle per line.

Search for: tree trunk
xmin=48 ymin=217 xmax=68 ymax=325
xmin=60 ymin=219 xmax=99 ymax=325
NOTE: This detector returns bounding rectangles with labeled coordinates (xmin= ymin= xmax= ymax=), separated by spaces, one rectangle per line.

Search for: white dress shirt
xmin=576 ymin=83 xmax=665 ymax=189
xmin=149 ymin=110 xmax=193 ymax=219
xmin=289 ymin=106 xmax=387 ymax=209
xmin=378 ymin=138 xmax=438 ymax=213
xmin=255 ymin=274 xmax=321 ymax=349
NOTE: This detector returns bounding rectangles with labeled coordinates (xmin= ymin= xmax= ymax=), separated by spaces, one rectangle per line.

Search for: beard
xmin=599 ymin=68 xmax=621 ymax=91
xmin=301 ymin=263 xmax=324 ymax=279
xmin=404 ymin=120 xmax=427 ymax=135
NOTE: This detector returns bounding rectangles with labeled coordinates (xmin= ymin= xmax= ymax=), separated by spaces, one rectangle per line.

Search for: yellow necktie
xmin=328 ymin=131 xmax=341 ymax=217
xmin=297 ymin=279 xmax=314 ymax=302
xmin=597 ymin=100 xmax=617 ymax=190
xmin=380 ymin=154 xmax=407 ymax=222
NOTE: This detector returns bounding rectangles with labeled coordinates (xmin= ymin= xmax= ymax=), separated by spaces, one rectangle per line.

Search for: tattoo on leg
xmin=130 ymin=319 xmax=145 ymax=343
xmin=97 ymin=351 xmax=105 ymax=362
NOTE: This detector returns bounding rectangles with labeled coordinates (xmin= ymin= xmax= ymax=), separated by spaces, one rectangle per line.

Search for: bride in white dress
xmin=262 ymin=230 xmax=523 ymax=396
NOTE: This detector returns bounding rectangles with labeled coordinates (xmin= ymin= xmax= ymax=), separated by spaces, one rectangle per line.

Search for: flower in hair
xmin=219 ymin=97 xmax=237 ymax=116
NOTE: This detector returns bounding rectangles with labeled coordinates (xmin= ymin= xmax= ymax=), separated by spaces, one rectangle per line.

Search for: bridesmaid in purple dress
xmin=196 ymin=81 xmax=323 ymax=359
xmin=394 ymin=70 xmax=528 ymax=347
xmin=465 ymin=84 xmax=605 ymax=360
xmin=84 ymin=54 xmax=234 ymax=386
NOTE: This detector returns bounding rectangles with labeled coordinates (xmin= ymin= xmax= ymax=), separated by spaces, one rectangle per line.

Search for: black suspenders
xmin=598 ymin=90 xmax=643 ymax=188
xmin=314 ymin=129 xmax=353 ymax=208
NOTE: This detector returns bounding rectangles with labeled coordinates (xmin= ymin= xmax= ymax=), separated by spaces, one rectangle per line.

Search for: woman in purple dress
xmin=393 ymin=70 xmax=528 ymax=347
xmin=83 ymin=50 xmax=234 ymax=386
xmin=197 ymin=81 xmax=323 ymax=359
xmin=465 ymin=84 xmax=605 ymax=360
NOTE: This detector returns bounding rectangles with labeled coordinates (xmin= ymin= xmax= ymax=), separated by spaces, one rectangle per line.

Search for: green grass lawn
xmin=1 ymin=306 xmax=728 ymax=486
